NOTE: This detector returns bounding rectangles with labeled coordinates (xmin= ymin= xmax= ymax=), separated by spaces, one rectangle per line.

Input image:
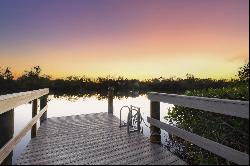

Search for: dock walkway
xmin=2 ymin=89 xmax=248 ymax=165
xmin=17 ymin=112 xmax=186 ymax=165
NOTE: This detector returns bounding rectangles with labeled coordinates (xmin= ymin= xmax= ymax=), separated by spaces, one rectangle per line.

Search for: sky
xmin=0 ymin=0 xmax=249 ymax=80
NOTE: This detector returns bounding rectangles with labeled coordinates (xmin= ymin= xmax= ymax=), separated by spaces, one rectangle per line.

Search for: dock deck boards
xmin=17 ymin=113 xmax=186 ymax=165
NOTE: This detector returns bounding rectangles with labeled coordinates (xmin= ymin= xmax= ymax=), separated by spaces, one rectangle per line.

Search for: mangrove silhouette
xmin=0 ymin=63 xmax=248 ymax=96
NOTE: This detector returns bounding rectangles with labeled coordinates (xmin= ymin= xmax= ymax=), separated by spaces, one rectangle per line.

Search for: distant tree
xmin=3 ymin=67 xmax=14 ymax=80
xmin=41 ymin=74 xmax=51 ymax=80
xmin=186 ymin=73 xmax=195 ymax=80
xmin=16 ymin=66 xmax=52 ymax=90
xmin=27 ymin=66 xmax=41 ymax=78
xmin=18 ymin=66 xmax=42 ymax=80
xmin=0 ymin=67 xmax=3 ymax=79
xmin=238 ymin=62 xmax=249 ymax=81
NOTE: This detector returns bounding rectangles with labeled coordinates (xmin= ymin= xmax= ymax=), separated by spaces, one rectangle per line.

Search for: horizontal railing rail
xmin=147 ymin=117 xmax=249 ymax=165
xmin=0 ymin=89 xmax=49 ymax=115
xmin=0 ymin=89 xmax=49 ymax=164
xmin=147 ymin=92 xmax=249 ymax=165
xmin=148 ymin=92 xmax=249 ymax=119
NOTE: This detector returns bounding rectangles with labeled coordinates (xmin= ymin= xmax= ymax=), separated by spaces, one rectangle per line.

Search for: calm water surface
xmin=12 ymin=94 xmax=174 ymax=164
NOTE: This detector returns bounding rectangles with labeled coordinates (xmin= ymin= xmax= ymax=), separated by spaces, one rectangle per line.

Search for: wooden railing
xmin=0 ymin=89 xmax=49 ymax=164
xmin=147 ymin=92 xmax=249 ymax=165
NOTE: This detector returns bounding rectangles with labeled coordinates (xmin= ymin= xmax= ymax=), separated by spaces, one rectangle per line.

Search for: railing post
xmin=31 ymin=99 xmax=38 ymax=138
xmin=150 ymin=101 xmax=161 ymax=144
xmin=0 ymin=109 xmax=14 ymax=165
xmin=128 ymin=106 xmax=133 ymax=126
xmin=40 ymin=95 xmax=48 ymax=124
xmin=108 ymin=87 xmax=114 ymax=114
xmin=137 ymin=109 xmax=141 ymax=131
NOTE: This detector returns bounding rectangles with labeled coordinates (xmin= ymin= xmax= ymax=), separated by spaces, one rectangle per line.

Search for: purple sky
xmin=0 ymin=0 xmax=249 ymax=79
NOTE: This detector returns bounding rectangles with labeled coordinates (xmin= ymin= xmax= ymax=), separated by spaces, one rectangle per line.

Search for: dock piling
xmin=40 ymin=95 xmax=48 ymax=123
xmin=108 ymin=87 xmax=114 ymax=114
xmin=150 ymin=101 xmax=161 ymax=144
xmin=0 ymin=109 xmax=14 ymax=165
xmin=31 ymin=99 xmax=38 ymax=138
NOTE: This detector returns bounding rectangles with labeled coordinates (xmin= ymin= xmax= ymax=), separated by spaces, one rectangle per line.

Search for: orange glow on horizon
xmin=0 ymin=0 xmax=248 ymax=80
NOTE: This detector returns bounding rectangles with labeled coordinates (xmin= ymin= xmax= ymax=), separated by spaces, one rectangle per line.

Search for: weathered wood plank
xmin=147 ymin=117 xmax=249 ymax=165
xmin=148 ymin=92 xmax=249 ymax=119
xmin=0 ymin=89 xmax=49 ymax=115
xmin=0 ymin=105 xmax=48 ymax=164
xmin=17 ymin=113 xmax=186 ymax=165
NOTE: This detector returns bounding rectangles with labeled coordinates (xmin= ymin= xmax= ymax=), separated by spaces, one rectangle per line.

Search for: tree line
xmin=0 ymin=63 xmax=248 ymax=96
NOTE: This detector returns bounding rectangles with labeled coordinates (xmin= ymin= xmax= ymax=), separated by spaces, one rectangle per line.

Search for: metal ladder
xmin=119 ymin=105 xmax=142 ymax=134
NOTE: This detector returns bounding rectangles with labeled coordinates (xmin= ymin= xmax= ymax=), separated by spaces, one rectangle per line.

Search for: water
xmin=10 ymin=94 xmax=174 ymax=164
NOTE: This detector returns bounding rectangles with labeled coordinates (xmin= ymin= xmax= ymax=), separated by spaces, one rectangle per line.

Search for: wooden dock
xmin=16 ymin=112 xmax=186 ymax=165
xmin=0 ymin=88 xmax=249 ymax=165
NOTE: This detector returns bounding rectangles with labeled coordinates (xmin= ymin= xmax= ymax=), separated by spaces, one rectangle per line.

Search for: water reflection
xmin=12 ymin=104 xmax=33 ymax=165
xmin=52 ymin=90 xmax=141 ymax=101
xmin=10 ymin=93 xmax=173 ymax=164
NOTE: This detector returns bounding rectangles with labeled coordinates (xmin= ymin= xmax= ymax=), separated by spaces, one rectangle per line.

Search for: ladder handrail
xmin=119 ymin=106 xmax=131 ymax=127
xmin=119 ymin=105 xmax=142 ymax=134
xmin=127 ymin=105 xmax=141 ymax=134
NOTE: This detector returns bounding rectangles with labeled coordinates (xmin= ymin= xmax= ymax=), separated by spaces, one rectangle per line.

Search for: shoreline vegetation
xmin=166 ymin=84 xmax=249 ymax=165
xmin=0 ymin=63 xmax=248 ymax=97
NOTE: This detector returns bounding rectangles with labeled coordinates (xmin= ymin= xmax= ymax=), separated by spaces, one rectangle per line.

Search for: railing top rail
xmin=0 ymin=88 xmax=49 ymax=114
xmin=147 ymin=92 xmax=249 ymax=119
xmin=0 ymin=89 xmax=49 ymax=101
xmin=148 ymin=92 xmax=249 ymax=105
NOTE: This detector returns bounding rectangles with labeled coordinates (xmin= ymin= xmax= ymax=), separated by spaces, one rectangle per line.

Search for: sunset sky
xmin=0 ymin=0 xmax=249 ymax=80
